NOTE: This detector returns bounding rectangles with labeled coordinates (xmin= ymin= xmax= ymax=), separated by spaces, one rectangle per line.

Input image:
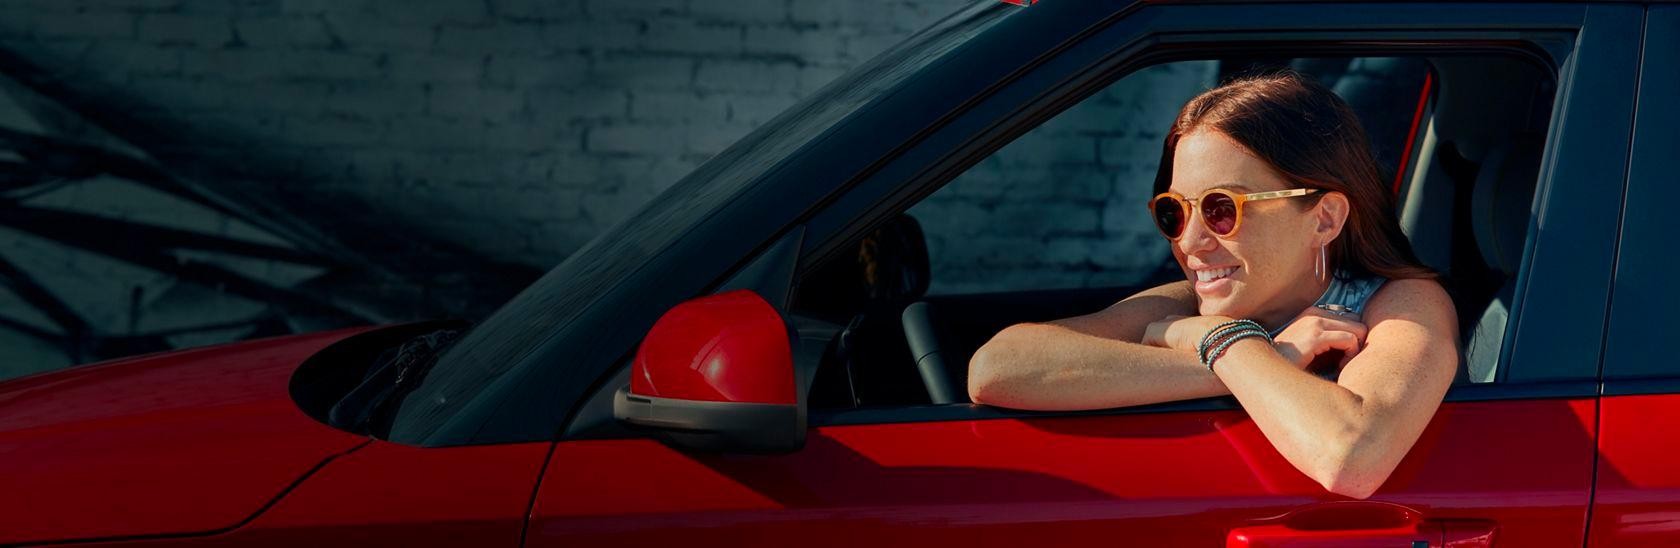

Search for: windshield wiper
xmin=328 ymin=328 xmax=461 ymax=436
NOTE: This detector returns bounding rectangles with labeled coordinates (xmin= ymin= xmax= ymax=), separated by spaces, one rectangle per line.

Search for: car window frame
xmin=1601 ymin=4 xmax=1676 ymax=392
xmin=796 ymin=1 xmax=1638 ymax=428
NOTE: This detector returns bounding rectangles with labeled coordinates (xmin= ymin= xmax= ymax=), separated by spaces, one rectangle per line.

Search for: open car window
xmin=793 ymin=53 xmax=1555 ymax=412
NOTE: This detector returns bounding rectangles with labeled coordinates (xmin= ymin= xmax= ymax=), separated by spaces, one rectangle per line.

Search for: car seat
xmin=1404 ymin=129 xmax=1542 ymax=384
xmin=1401 ymin=55 xmax=1554 ymax=384
xmin=800 ymin=214 xmax=933 ymax=407
xmin=1461 ymin=134 xmax=1542 ymax=382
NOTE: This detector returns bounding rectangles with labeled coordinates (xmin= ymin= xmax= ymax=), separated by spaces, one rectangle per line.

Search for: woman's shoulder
xmin=1352 ymin=276 xmax=1461 ymax=385
xmin=1364 ymin=277 xmax=1456 ymax=329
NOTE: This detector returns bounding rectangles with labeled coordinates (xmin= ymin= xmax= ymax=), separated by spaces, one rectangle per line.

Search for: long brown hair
xmin=1152 ymin=71 xmax=1436 ymax=282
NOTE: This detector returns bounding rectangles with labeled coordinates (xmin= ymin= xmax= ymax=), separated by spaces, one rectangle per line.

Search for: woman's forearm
xmin=967 ymin=322 xmax=1230 ymax=410
xmin=1212 ymin=337 xmax=1390 ymax=498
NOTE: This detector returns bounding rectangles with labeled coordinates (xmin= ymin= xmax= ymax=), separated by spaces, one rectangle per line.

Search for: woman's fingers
xmin=1273 ymin=320 xmax=1366 ymax=370
xmin=1262 ymin=305 xmax=1372 ymax=371
xmin=1302 ymin=313 xmax=1369 ymax=342
xmin=1316 ymin=330 xmax=1363 ymax=367
xmin=1143 ymin=315 xmax=1198 ymax=348
xmin=1142 ymin=319 xmax=1169 ymax=347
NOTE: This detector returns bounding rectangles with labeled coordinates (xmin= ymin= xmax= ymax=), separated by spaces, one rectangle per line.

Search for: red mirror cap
xmin=629 ymin=289 xmax=796 ymax=405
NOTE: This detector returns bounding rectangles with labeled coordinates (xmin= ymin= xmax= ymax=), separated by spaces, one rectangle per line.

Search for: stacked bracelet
xmin=1197 ymin=319 xmax=1273 ymax=372
xmin=1195 ymin=320 xmax=1251 ymax=358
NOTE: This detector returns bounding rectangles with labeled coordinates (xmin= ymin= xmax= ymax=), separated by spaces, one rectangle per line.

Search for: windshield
xmin=385 ymin=1 xmax=1015 ymax=445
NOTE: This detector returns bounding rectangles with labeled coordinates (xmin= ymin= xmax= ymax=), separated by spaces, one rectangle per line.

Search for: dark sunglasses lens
xmin=1152 ymin=197 xmax=1184 ymax=238
xmin=1202 ymin=193 xmax=1239 ymax=235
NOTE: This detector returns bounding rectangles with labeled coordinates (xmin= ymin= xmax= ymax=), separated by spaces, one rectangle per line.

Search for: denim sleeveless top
xmin=1266 ymin=268 xmax=1388 ymax=338
xmin=1266 ymin=269 xmax=1387 ymax=380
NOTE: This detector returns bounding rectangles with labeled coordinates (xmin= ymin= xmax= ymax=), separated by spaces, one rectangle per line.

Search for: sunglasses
xmin=1148 ymin=187 xmax=1322 ymax=240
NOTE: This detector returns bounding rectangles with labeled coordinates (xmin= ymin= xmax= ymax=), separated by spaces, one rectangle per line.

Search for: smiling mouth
xmin=1195 ymin=266 xmax=1238 ymax=282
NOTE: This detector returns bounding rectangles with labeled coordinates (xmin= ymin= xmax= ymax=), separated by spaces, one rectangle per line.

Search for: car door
xmin=1589 ymin=4 xmax=1680 ymax=546
xmin=526 ymin=2 xmax=1636 ymax=547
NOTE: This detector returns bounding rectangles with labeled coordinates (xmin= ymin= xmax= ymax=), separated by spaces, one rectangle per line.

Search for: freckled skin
xmin=1168 ymin=130 xmax=1340 ymax=332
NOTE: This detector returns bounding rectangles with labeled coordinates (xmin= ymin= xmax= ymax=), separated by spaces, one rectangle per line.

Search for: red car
xmin=5 ymin=1 xmax=1676 ymax=546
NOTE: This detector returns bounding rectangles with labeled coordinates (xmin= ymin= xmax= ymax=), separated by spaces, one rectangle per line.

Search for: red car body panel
xmin=1589 ymin=394 xmax=1680 ymax=547
xmin=528 ymin=398 xmax=1594 ymax=546
xmin=71 ymin=440 xmax=553 ymax=548
xmin=0 ymin=328 xmax=373 ymax=545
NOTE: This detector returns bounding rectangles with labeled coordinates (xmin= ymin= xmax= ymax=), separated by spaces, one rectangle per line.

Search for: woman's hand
xmin=1143 ymin=308 xmax=1369 ymax=370
xmin=1272 ymin=307 xmax=1369 ymax=370
xmin=1141 ymin=314 xmax=1237 ymax=351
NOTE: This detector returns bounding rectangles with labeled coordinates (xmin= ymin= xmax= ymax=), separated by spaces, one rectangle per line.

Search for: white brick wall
xmin=0 ymin=0 xmax=975 ymax=270
xmin=0 ymin=0 xmax=1224 ymax=376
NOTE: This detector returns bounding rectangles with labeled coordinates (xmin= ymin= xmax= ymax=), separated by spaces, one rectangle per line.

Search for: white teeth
xmin=1196 ymin=267 xmax=1237 ymax=282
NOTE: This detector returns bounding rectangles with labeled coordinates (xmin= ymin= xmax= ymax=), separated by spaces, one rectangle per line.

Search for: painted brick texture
xmin=0 ymin=0 xmax=1212 ymax=376
xmin=0 ymin=0 xmax=977 ymax=271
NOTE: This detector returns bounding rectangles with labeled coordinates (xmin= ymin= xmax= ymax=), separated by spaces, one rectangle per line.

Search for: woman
xmin=966 ymin=72 xmax=1460 ymax=500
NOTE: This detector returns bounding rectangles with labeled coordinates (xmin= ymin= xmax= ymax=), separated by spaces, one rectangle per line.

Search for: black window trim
xmin=810 ymin=380 xmax=1602 ymax=429
xmin=1599 ymin=4 xmax=1676 ymax=394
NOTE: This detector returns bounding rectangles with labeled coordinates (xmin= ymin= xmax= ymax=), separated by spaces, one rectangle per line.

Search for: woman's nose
xmin=1176 ymin=212 xmax=1219 ymax=255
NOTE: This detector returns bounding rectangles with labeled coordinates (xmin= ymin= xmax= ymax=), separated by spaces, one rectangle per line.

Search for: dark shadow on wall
xmin=0 ymin=50 xmax=539 ymax=379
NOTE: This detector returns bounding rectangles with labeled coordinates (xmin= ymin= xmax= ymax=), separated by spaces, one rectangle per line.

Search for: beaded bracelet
xmin=1203 ymin=330 xmax=1271 ymax=372
xmin=1197 ymin=320 xmax=1263 ymax=355
xmin=1196 ymin=319 xmax=1273 ymax=372
xmin=1196 ymin=320 xmax=1259 ymax=358
xmin=1200 ymin=326 xmax=1266 ymax=367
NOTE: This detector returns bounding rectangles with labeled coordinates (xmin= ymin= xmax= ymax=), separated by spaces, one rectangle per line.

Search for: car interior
xmin=789 ymin=52 xmax=1556 ymax=411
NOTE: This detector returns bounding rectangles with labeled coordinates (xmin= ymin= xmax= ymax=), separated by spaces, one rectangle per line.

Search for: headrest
xmin=793 ymin=213 xmax=931 ymax=321
xmin=1470 ymin=134 xmax=1542 ymax=277
xmin=856 ymin=214 xmax=930 ymax=306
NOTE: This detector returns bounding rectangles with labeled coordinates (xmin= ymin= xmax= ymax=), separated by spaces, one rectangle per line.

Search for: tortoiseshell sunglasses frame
xmin=1148 ymin=187 xmax=1322 ymax=240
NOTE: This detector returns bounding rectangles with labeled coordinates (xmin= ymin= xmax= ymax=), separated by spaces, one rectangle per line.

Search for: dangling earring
xmin=1315 ymin=243 xmax=1327 ymax=283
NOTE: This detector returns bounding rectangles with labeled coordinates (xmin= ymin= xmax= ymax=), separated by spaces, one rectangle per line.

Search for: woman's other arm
xmin=966 ymin=280 xmax=1233 ymax=410
xmin=1212 ymin=278 xmax=1459 ymax=499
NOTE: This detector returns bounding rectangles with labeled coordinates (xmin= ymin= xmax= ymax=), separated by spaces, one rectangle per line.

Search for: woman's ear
xmin=1314 ymin=191 xmax=1350 ymax=244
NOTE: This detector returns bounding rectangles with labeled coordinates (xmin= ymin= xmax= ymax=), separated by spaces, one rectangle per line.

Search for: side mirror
xmin=613 ymin=289 xmax=805 ymax=453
